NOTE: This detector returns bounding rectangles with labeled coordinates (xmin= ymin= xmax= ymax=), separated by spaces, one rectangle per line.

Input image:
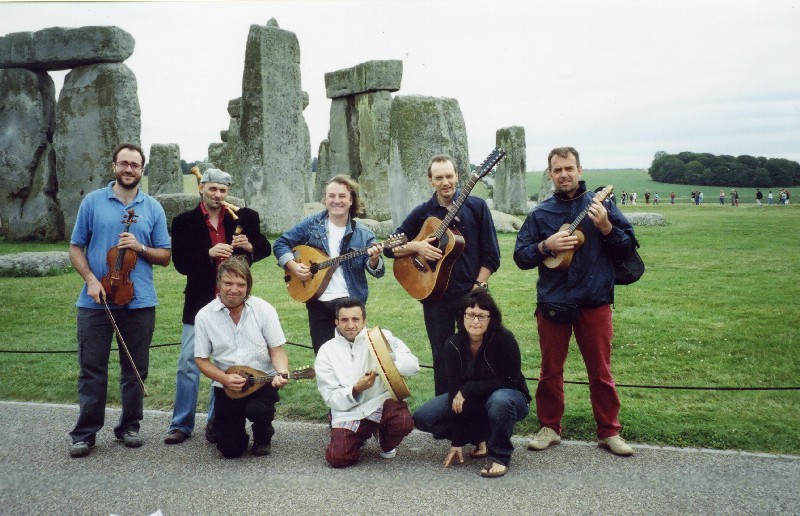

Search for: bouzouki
xmin=366 ymin=327 xmax=410 ymax=401
xmin=543 ymin=184 xmax=614 ymax=270
xmin=223 ymin=365 xmax=316 ymax=399
xmin=284 ymin=233 xmax=408 ymax=303
xmin=393 ymin=147 xmax=506 ymax=301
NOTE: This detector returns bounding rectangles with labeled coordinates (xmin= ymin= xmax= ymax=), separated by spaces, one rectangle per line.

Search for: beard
xmin=116 ymin=173 xmax=141 ymax=190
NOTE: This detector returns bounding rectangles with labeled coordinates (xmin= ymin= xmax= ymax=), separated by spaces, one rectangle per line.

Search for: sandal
xmin=480 ymin=461 xmax=508 ymax=478
xmin=469 ymin=443 xmax=488 ymax=459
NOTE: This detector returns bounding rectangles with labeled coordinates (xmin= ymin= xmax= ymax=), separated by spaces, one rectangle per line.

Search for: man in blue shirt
xmin=386 ymin=155 xmax=501 ymax=395
xmin=274 ymin=175 xmax=384 ymax=354
xmin=68 ymin=143 xmax=172 ymax=458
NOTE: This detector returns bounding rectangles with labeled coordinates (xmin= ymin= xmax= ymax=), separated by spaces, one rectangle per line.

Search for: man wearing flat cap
xmin=164 ymin=167 xmax=271 ymax=445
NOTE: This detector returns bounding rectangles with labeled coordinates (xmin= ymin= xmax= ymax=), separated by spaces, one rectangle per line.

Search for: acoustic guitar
xmin=543 ymin=184 xmax=614 ymax=270
xmin=393 ymin=147 xmax=506 ymax=301
xmin=284 ymin=233 xmax=407 ymax=303
xmin=223 ymin=365 xmax=315 ymax=399
xmin=366 ymin=327 xmax=410 ymax=401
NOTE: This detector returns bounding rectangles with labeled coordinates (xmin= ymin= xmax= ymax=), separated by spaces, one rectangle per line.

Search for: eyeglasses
xmin=114 ymin=161 xmax=143 ymax=171
xmin=464 ymin=312 xmax=490 ymax=322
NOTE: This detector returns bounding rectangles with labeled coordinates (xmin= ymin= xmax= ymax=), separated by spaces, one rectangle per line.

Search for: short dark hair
xmin=216 ymin=255 xmax=252 ymax=298
xmin=547 ymin=147 xmax=580 ymax=171
xmin=455 ymin=291 xmax=503 ymax=335
xmin=112 ymin=143 xmax=146 ymax=167
xmin=326 ymin=175 xmax=364 ymax=218
xmin=335 ymin=297 xmax=366 ymax=320
xmin=427 ymin=155 xmax=457 ymax=178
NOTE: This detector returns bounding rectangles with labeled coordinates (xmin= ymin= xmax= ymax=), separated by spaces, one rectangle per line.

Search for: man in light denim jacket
xmin=274 ymin=175 xmax=384 ymax=353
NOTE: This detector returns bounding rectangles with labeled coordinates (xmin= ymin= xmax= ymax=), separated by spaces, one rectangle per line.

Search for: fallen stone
xmin=0 ymin=251 xmax=71 ymax=277
xmin=626 ymin=212 xmax=667 ymax=226
xmin=490 ymin=210 xmax=523 ymax=233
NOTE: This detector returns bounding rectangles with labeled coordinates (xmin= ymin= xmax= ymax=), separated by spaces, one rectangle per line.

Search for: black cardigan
xmin=444 ymin=326 xmax=532 ymax=418
xmin=171 ymin=205 xmax=271 ymax=324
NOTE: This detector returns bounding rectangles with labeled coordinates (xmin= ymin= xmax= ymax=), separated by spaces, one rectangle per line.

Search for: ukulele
xmin=393 ymin=147 xmax=506 ymax=301
xmin=223 ymin=366 xmax=316 ymax=399
xmin=543 ymin=184 xmax=614 ymax=270
xmin=100 ymin=209 xmax=138 ymax=305
xmin=284 ymin=233 xmax=408 ymax=303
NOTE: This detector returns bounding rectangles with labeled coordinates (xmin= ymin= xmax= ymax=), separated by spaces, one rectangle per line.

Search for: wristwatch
xmin=474 ymin=281 xmax=489 ymax=290
xmin=540 ymin=240 xmax=555 ymax=257
xmin=139 ymin=244 xmax=148 ymax=255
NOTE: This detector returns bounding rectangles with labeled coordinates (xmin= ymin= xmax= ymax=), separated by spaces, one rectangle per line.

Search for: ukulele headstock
xmin=597 ymin=185 xmax=614 ymax=203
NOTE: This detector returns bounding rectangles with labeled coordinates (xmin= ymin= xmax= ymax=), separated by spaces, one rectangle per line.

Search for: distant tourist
xmin=644 ymin=191 xmax=650 ymax=205
xmin=670 ymin=192 xmax=675 ymax=204
xmin=756 ymin=189 xmax=763 ymax=207
xmin=653 ymin=192 xmax=659 ymax=205
xmin=719 ymin=190 xmax=725 ymax=205
xmin=768 ymin=191 xmax=774 ymax=205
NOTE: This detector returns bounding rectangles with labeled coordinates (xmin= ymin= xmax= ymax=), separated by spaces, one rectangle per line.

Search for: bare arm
xmin=69 ymin=244 xmax=104 ymax=304
xmin=268 ymin=345 xmax=290 ymax=388
xmin=195 ymin=357 xmax=246 ymax=391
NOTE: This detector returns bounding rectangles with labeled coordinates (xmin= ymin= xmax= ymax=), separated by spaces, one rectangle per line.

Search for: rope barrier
xmin=1 ymin=340 xmax=798 ymax=391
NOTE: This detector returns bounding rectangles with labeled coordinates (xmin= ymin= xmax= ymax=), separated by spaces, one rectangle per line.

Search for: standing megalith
xmin=494 ymin=126 xmax=527 ymax=214
xmin=319 ymin=60 xmax=402 ymax=220
xmin=208 ymin=97 xmax=243 ymax=195
xmin=147 ymin=143 xmax=182 ymax=195
xmin=0 ymin=68 xmax=63 ymax=240
xmin=54 ymin=62 xmax=141 ymax=237
xmin=239 ymin=18 xmax=310 ymax=233
xmin=387 ymin=95 xmax=469 ymax=227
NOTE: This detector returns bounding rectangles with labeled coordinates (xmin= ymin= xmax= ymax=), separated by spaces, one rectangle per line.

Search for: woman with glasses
xmin=413 ymin=291 xmax=531 ymax=478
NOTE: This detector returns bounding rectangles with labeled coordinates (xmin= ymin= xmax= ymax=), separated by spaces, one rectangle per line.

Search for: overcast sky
xmin=2 ymin=0 xmax=799 ymax=169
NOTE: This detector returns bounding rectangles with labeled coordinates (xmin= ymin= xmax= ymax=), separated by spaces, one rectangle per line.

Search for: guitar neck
xmin=434 ymin=175 xmax=479 ymax=239
xmin=316 ymin=246 xmax=372 ymax=270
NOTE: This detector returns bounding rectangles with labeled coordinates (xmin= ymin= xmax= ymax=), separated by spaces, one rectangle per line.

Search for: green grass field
xmin=1 ymin=174 xmax=798 ymax=454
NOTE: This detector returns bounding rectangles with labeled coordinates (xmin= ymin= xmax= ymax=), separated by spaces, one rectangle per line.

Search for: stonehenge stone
xmin=318 ymin=98 xmax=354 ymax=190
xmin=239 ymin=19 xmax=310 ymax=233
xmin=0 ymin=251 xmax=72 ymax=277
xmin=0 ymin=26 xmax=135 ymax=71
xmin=154 ymin=192 xmax=245 ymax=232
xmin=494 ymin=126 xmax=528 ymax=214
xmin=537 ymin=169 xmax=555 ymax=202
xmin=315 ymin=139 xmax=332 ymax=200
xmin=208 ymin=98 xmax=243 ymax=194
xmin=626 ymin=212 xmax=667 ymax=226
xmin=147 ymin=143 xmax=183 ymax=195
xmin=54 ymin=62 xmax=141 ymax=237
xmin=0 ymin=68 xmax=64 ymax=240
xmin=490 ymin=210 xmax=523 ymax=233
xmin=317 ymin=89 xmax=394 ymax=220
xmin=387 ymin=95 xmax=469 ymax=227
xmin=324 ymin=60 xmax=402 ymax=98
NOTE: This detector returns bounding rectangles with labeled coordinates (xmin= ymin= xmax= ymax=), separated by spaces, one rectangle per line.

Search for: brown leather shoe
xmin=164 ymin=430 xmax=189 ymax=445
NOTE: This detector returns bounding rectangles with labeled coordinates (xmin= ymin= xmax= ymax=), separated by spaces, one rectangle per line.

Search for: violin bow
xmin=102 ymin=298 xmax=149 ymax=397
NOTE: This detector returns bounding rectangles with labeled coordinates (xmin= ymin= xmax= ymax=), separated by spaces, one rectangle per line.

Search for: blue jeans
xmin=71 ymin=307 xmax=154 ymax=443
xmin=168 ymin=324 xmax=214 ymax=434
xmin=414 ymin=389 xmax=530 ymax=467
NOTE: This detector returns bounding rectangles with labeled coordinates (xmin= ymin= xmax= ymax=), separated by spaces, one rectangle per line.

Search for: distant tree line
xmin=648 ymin=151 xmax=800 ymax=187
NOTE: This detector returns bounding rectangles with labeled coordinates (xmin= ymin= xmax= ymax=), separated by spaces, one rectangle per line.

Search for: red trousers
xmin=535 ymin=304 xmax=622 ymax=439
xmin=325 ymin=399 xmax=414 ymax=468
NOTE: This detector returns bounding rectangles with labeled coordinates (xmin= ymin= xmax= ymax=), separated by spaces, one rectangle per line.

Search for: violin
xmin=101 ymin=209 xmax=138 ymax=305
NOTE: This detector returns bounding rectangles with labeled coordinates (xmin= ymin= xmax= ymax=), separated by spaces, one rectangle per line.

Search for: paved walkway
xmin=1 ymin=401 xmax=798 ymax=515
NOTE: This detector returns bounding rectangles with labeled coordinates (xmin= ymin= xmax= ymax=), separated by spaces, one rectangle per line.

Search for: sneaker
xmin=527 ymin=426 xmax=561 ymax=451
xmin=69 ymin=440 xmax=95 ymax=458
xmin=205 ymin=421 xmax=218 ymax=444
xmin=251 ymin=442 xmax=272 ymax=457
xmin=598 ymin=435 xmax=634 ymax=456
xmin=115 ymin=431 xmax=143 ymax=448
xmin=379 ymin=448 xmax=397 ymax=459
xmin=164 ymin=429 xmax=189 ymax=445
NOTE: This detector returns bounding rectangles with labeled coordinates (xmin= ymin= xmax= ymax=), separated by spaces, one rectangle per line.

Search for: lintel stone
xmin=0 ymin=26 xmax=135 ymax=71
xmin=324 ymin=60 xmax=402 ymax=99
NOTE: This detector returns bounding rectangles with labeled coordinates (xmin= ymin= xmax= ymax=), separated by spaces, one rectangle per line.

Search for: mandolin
xmin=285 ymin=233 xmax=408 ymax=303
xmin=543 ymin=184 xmax=614 ymax=270
xmin=223 ymin=365 xmax=316 ymax=399
xmin=100 ymin=209 xmax=138 ymax=305
xmin=393 ymin=147 xmax=506 ymax=301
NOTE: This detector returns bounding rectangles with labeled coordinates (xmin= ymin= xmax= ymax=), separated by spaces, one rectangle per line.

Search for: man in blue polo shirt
xmin=68 ymin=143 xmax=172 ymax=458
